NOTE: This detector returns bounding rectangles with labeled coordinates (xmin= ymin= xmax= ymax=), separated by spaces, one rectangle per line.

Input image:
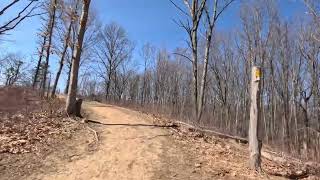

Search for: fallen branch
xmin=87 ymin=119 xmax=178 ymax=128
xmin=67 ymin=115 xmax=99 ymax=143
xmin=172 ymin=120 xmax=319 ymax=179
xmin=173 ymin=121 xmax=248 ymax=144
xmin=268 ymin=170 xmax=309 ymax=179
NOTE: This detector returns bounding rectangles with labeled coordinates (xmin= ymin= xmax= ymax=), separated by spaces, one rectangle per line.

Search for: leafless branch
xmin=169 ymin=0 xmax=190 ymax=17
xmin=0 ymin=0 xmax=42 ymax=35
xmin=215 ymin=0 xmax=235 ymax=21
xmin=0 ymin=0 xmax=20 ymax=16
xmin=173 ymin=52 xmax=192 ymax=63
xmin=304 ymin=0 xmax=319 ymax=18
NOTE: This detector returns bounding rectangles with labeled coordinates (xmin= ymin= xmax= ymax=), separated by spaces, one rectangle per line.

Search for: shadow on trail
xmin=87 ymin=119 xmax=178 ymax=128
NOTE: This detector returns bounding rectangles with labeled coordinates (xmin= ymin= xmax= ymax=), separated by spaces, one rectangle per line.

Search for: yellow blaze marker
xmin=253 ymin=67 xmax=261 ymax=81
xmin=255 ymin=69 xmax=261 ymax=78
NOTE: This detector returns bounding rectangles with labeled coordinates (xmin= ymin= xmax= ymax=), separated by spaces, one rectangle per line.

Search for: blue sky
xmin=0 ymin=0 xmax=307 ymax=89
xmin=0 ymin=0 xmax=307 ymax=55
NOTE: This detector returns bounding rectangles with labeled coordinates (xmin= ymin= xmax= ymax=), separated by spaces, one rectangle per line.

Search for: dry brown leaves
xmin=0 ymin=109 xmax=80 ymax=154
xmin=152 ymin=115 xmax=320 ymax=179
xmin=0 ymin=87 xmax=81 ymax=155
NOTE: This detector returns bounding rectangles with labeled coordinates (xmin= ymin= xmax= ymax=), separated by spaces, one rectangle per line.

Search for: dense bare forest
xmin=1 ymin=0 xmax=320 ymax=178
xmin=75 ymin=0 xmax=320 ymax=163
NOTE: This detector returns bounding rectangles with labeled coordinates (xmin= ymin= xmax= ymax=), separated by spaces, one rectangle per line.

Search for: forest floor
xmin=1 ymin=89 xmax=319 ymax=179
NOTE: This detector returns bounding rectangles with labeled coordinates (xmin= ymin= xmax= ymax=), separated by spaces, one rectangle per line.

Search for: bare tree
xmin=94 ymin=22 xmax=134 ymax=101
xmin=140 ymin=43 xmax=155 ymax=105
xmin=65 ymin=0 xmax=91 ymax=115
xmin=1 ymin=53 xmax=24 ymax=86
xmin=32 ymin=24 xmax=48 ymax=88
xmin=51 ymin=0 xmax=78 ymax=97
xmin=64 ymin=23 xmax=77 ymax=94
xmin=64 ymin=4 xmax=98 ymax=95
xmin=198 ymin=0 xmax=235 ymax=120
xmin=41 ymin=0 xmax=58 ymax=95
xmin=172 ymin=0 xmax=206 ymax=120
xmin=171 ymin=0 xmax=234 ymax=121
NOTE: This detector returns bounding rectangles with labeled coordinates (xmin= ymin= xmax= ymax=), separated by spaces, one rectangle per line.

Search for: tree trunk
xmin=249 ymin=66 xmax=262 ymax=171
xmin=42 ymin=0 xmax=57 ymax=95
xmin=65 ymin=62 xmax=72 ymax=94
xmin=51 ymin=21 xmax=72 ymax=98
xmin=197 ymin=27 xmax=212 ymax=121
xmin=33 ymin=34 xmax=47 ymax=88
xmin=302 ymin=101 xmax=309 ymax=156
xmin=142 ymin=69 xmax=146 ymax=105
xmin=191 ymin=29 xmax=198 ymax=120
xmin=46 ymin=73 xmax=51 ymax=98
xmin=75 ymin=98 xmax=83 ymax=117
xmin=105 ymin=70 xmax=112 ymax=101
xmin=65 ymin=0 xmax=91 ymax=115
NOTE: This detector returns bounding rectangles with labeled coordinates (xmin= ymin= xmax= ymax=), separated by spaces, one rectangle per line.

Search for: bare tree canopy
xmin=0 ymin=0 xmax=43 ymax=35
xmin=0 ymin=53 xmax=26 ymax=86
xmin=94 ymin=22 xmax=134 ymax=101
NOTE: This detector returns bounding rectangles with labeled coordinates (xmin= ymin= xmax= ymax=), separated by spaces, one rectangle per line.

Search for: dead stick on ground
xmin=87 ymin=119 xmax=178 ymax=128
xmin=87 ymin=126 xmax=99 ymax=142
xmin=172 ymin=120 xmax=317 ymax=178
xmin=174 ymin=121 xmax=248 ymax=143
xmin=66 ymin=114 xmax=99 ymax=142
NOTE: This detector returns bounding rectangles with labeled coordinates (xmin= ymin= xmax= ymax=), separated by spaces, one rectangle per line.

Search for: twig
xmin=172 ymin=52 xmax=192 ymax=63
xmin=169 ymin=0 xmax=189 ymax=17
xmin=66 ymin=113 xmax=99 ymax=142
xmin=87 ymin=126 xmax=99 ymax=142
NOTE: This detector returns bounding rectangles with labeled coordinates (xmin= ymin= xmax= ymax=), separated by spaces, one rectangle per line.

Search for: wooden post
xmin=249 ymin=66 xmax=262 ymax=171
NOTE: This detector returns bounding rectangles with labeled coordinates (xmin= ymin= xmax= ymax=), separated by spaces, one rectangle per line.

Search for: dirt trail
xmin=29 ymin=101 xmax=202 ymax=180
xmin=9 ymin=100 xmax=308 ymax=180
xmin=2 ymin=92 xmax=316 ymax=179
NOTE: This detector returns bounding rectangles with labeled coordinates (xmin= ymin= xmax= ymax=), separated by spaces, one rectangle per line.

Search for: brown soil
xmin=1 ymin=97 xmax=319 ymax=179
xmin=30 ymin=101 xmax=199 ymax=180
